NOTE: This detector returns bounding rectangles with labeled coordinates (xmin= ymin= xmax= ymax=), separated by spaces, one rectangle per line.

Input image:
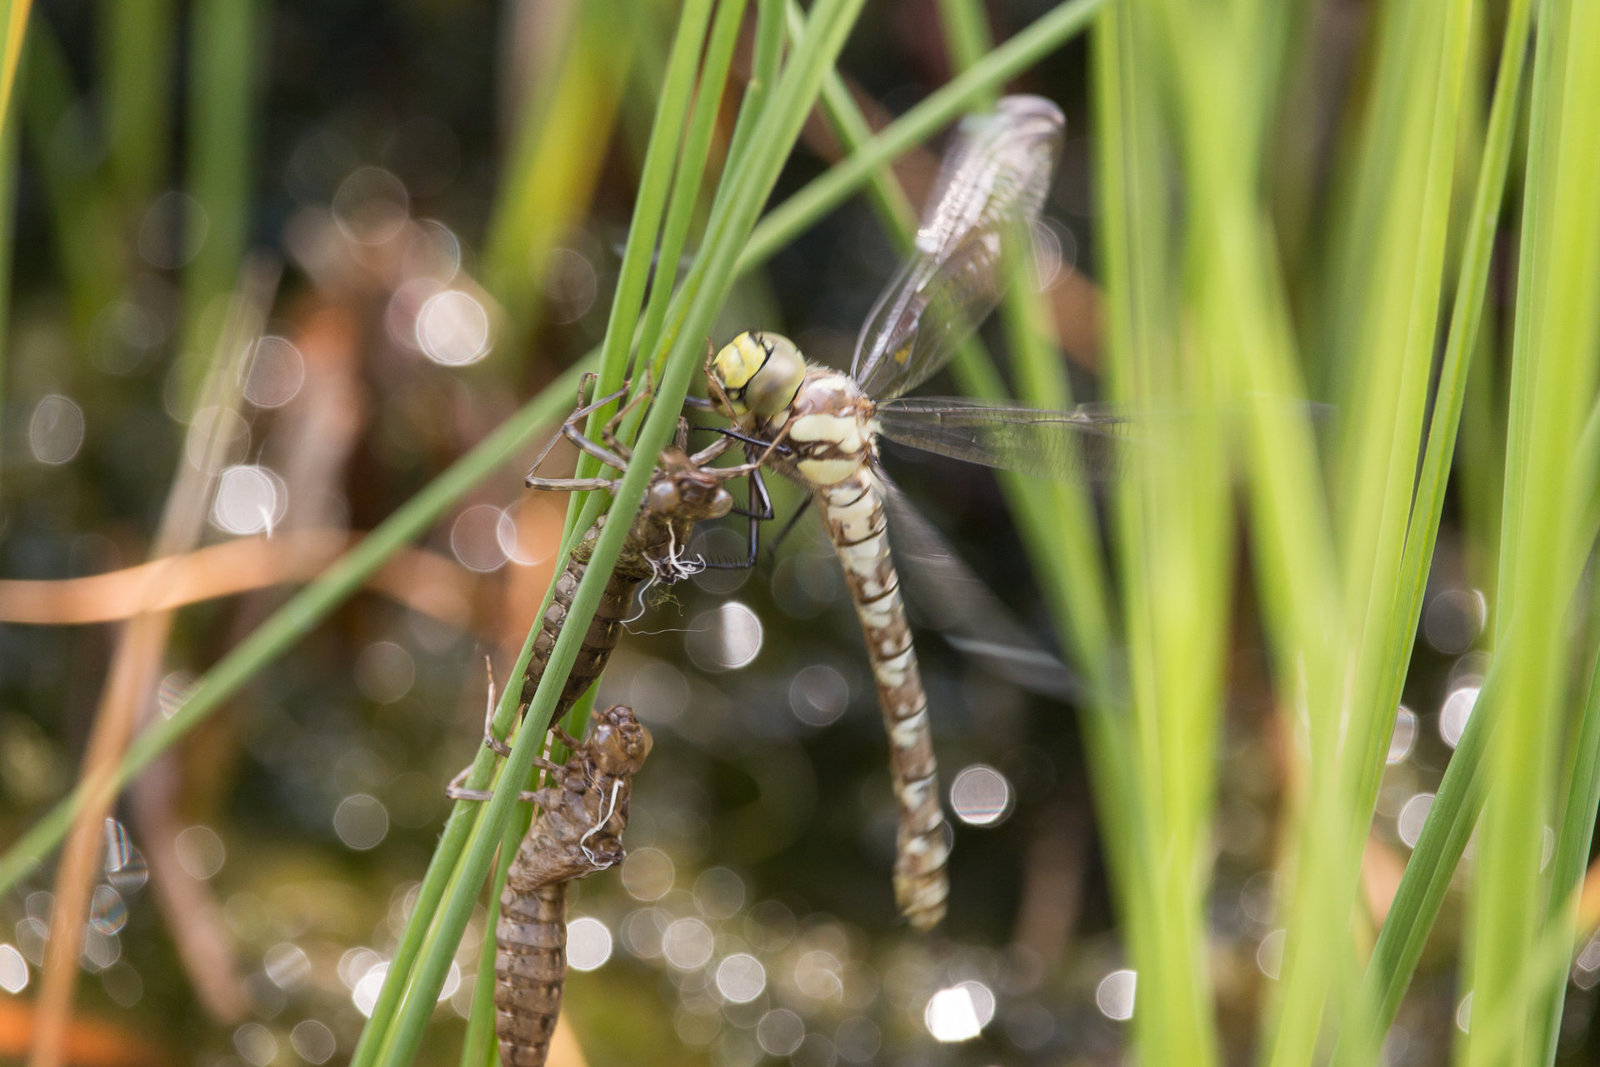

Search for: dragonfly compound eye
xmin=647 ymin=480 xmax=681 ymax=513
xmin=713 ymin=330 xmax=805 ymax=419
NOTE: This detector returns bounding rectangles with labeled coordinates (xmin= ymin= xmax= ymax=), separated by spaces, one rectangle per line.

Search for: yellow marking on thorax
xmin=798 ymin=456 xmax=862 ymax=486
xmin=789 ymin=412 xmax=865 ymax=453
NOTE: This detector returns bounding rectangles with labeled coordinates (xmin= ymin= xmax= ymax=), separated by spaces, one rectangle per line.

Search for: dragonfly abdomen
xmin=494 ymin=878 xmax=568 ymax=1067
xmin=493 ymin=704 xmax=648 ymax=1067
xmin=819 ymin=472 xmax=950 ymax=930
xmin=522 ymin=520 xmax=647 ymax=715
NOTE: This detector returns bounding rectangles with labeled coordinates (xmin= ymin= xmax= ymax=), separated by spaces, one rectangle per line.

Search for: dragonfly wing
xmin=876 ymin=396 xmax=1129 ymax=482
xmin=852 ymin=95 xmax=1065 ymax=402
xmin=876 ymin=470 xmax=1084 ymax=703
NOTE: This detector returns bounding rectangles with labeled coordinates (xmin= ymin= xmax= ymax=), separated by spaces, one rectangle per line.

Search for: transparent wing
xmin=876 ymin=471 xmax=1084 ymax=703
xmin=852 ymin=95 xmax=1065 ymax=402
xmin=875 ymin=396 xmax=1129 ymax=482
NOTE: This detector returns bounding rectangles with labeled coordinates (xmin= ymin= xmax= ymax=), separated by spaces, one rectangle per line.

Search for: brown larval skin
xmin=521 ymin=448 xmax=734 ymax=717
xmin=494 ymin=704 xmax=652 ymax=1067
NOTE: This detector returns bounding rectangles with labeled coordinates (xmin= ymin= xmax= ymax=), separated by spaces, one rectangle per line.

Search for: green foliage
xmin=8 ymin=0 xmax=1600 ymax=1063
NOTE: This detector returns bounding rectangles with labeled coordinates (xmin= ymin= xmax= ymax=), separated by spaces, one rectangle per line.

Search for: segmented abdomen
xmin=522 ymin=518 xmax=647 ymax=716
xmin=492 ymin=703 xmax=647 ymax=1066
xmin=819 ymin=470 xmax=949 ymax=930
xmin=494 ymin=878 xmax=568 ymax=1067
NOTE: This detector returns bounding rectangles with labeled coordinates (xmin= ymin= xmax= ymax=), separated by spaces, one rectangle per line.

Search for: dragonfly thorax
xmin=711 ymin=330 xmax=807 ymax=419
xmin=784 ymin=370 xmax=879 ymax=487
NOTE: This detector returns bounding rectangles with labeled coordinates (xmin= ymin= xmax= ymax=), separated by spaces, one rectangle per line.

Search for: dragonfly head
xmin=588 ymin=704 xmax=653 ymax=775
xmin=647 ymin=466 xmax=735 ymax=521
xmin=710 ymin=330 xmax=805 ymax=420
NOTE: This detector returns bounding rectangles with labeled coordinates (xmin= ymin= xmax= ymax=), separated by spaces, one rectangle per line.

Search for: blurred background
xmin=0 ymin=1 xmax=1570 ymax=1065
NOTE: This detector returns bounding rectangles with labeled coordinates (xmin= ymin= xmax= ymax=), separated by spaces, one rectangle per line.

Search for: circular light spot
xmin=792 ymin=949 xmax=844 ymax=1000
xmin=1094 ymin=968 xmax=1136 ymax=1021
xmin=212 ymin=464 xmax=288 ymax=535
xmin=15 ymin=919 xmax=46 ymax=966
xmin=662 ymin=917 xmax=715 ymax=971
xmin=674 ymin=1002 xmax=723 ymax=1047
xmin=332 ymin=166 xmax=410 ymax=245
xmin=103 ymin=818 xmax=135 ymax=874
xmin=243 ymin=336 xmax=307 ymax=409
xmin=175 ymin=825 xmax=226 ymax=880
xmin=789 ymin=664 xmax=849 ymax=727
xmin=685 ymin=602 xmax=764 ymax=672
xmin=334 ymin=794 xmax=390 ymax=850
xmin=1397 ymin=793 xmax=1435 ymax=848
xmin=544 ymin=247 xmax=598 ymax=324
xmin=91 ymin=300 xmax=166 ymax=375
xmin=1424 ymin=588 xmax=1486 ymax=654
xmin=158 ymin=671 xmax=197 ymax=720
xmin=1456 ymin=991 xmax=1472 ymax=1033
xmin=1256 ymin=928 xmax=1285 ymax=979
xmin=621 ymin=847 xmax=675 ymax=901
xmin=0 ymin=944 xmax=28 ymax=993
xmin=233 ymin=1022 xmax=277 ymax=1067
xmin=757 ymin=1008 xmax=805 ymax=1055
xmin=338 ymin=947 xmax=383 ymax=990
xmin=451 ymin=504 xmax=509 ymax=572
xmin=385 ymin=276 xmax=444 ymax=351
xmin=715 ymin=953 xmax=766 ymax=1003
xmin=87 ymin=886 xmax=127 ymax=935
xmin=791 ymin=1033 xmax=837 ymax=1067
xmin=403 ymin=219 xmax=462 ymax=281
xmin=438 ymin=960 xmax=462 ymax=1002
xmin=1003 ymin=1002 xmax=1054 ymax=1052
xmin=1440 ymin=685 xmax=1479 ymax=748
xmin=834 ymin=1016 xmax=880 ymax=1062
xmin=265 ymin=942 xmax=312 ymax=990
xmin=290 ymin=1019 xmax=337 ymax=1064
xmin=1388 ymin=705 xmax=1417 ymax=764
xmin=949 ymin=764 xmax=1013 ymax=827
xmin=566 ymin=917 xmax=613 ymax=972
xmin=925 ymin=981 xmax=995 ymax=1042
xmin=101 ymin=961 xmax=142 ymax=1007
xmin=138 ymin=190 xmax=209 ymax=269
xmin=416 ymin=289 xmax=491 ymax=366
xmin=354 ymin=641 xmax=416 ymax=704
xmin=29 ymin=395 xmax=85 ymax=465
xmin=79 ymin=929 xmax=120 ymax=972
xmin=622 ymin=907 xmax=668 ymax=959
xmin=353 ymin=962 xmax=388 ymax=1016
xmin=693 ymin=867 xmax=747 ymax=920
xmin=497 ymin=508 xmax=554 ymax=567
xmin=185 ymin=406 xmax=251 ymax=472
xmin=771 ymin=555 xmax=842 ymax=618
xmin=628 ymin=659 xmax=691 ymax=725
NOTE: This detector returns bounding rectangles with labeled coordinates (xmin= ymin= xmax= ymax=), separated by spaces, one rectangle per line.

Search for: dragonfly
xmin=707 ymin=95 xmax=1124 ymax=931
xmin=461 ymin=702 xmax=650 ymax=1067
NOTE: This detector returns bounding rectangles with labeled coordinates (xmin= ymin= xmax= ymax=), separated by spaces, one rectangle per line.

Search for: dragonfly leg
xmin=446 ymin=664 xmax=567 ymax=800
xmin=548 ymin=724 xmax=583 ymax=752
xmin=524 ymin=474 xmax=619 ymax=492
xmin=701 ymin=468 xmax=775 ymax=571
xmin=706 ymin=425 xmax=794 ymax=461
xmin=594 ymin=386 xmax=652 ymax=458
xmin=524 ymin=381 xmax=633 ymax=481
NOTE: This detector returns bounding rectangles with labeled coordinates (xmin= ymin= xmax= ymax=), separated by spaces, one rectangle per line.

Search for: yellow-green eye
xmin=711 ymin=330 xmax=804 ymax=418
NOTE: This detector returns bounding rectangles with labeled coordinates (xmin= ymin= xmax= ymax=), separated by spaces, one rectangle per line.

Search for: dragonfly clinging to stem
xmin=708 ymin=95 xmax=1124 ymax=931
